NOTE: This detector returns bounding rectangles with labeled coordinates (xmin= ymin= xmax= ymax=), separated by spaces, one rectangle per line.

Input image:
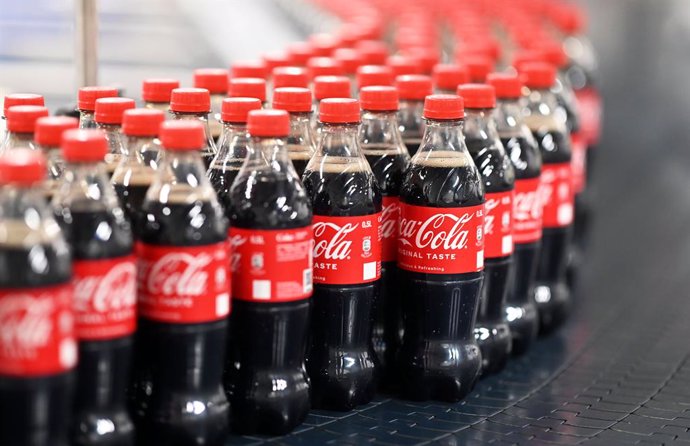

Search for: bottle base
xmin=71 ymin=410 xmax=134 ymax=446
xmin=309 ymin=365 xmax=377 ymax=411
xmin=475 ymin=321 xmax=512 ymax=377
xmin=505 ymin=300 xmax=539 ymax=356
xmin=535 ymin=281 xmax=571 ymax=335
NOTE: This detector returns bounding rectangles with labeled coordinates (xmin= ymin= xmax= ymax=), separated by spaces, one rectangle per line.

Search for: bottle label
xmin=541 ymin=163 xmax=574 ymax=228
xmin=0 ymin=284 xmax=77 ymax=376
xmin=137 ymin=242 xmax=231 ymax=323
xmin=575 ymin=87 xmax=602 ymax=146
xmin=398 ymin=203 xmax=485 ymax=274
xmin=230 ymin=227 xmax=313 ymax=302
xmin=73 ymin=256 xmax=137 ymax=340
xmin=484 ymin=191 xmax=514 ymax=258
xmin=571 ymin=132 xmax=588 ymax=194
xmin=312 ymin=213 xmax=382 ymax=285
xmin=513 ymin=177 xmax=543 ymax=244
xmin=381 ymin=196 xmax=400 ymax=262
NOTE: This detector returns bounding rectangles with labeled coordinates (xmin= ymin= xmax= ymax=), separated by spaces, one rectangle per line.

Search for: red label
xmin=0 ymin=284 xmax=77 ymax=376
xmin=381 ymin=196 xmax=400 ymax=262
xmin=137 ymin=242 xmax=231 ymax=323
xmin=571 ymin=132 xmax=587 ymax=193
xmin=73 ymin=256 xmax=137 ymax=340
xmin=312 ymin=213 xmax=382 ymax=285
xmin=484 ymin=191 xmax=514 ymax=259
xmin=575 ymin=88 xmax=602 ymax=145
xmin=230 ymin=227 xmax=313 ymax=302
xmin=541 ymin=163 xmax=574 ymax=228
xmin=397 ymin=203 xmax=484 ymax=274
xmin=513 ymin=178 xmax=543 ymax=244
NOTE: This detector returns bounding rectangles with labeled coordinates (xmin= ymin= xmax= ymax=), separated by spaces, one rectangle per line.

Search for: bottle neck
xmin=153 ymin=150 xmax=216 ymax=203
xmin=463 ymin=108 xmax=500 ymax=148
xmin=79 ymin=110 xmax=97 ymax=129
xmin=318 ymin=122 xmax=364 ymax=158
xmin=38 ymin=144 xmax=64 ymax=181
xmin=398 ymin=99 xmax=425 ymax=140
xmin=96 ymin=122 xmax=125 ymax=154
xmin=415 ymin=118 xmax=469 ymax=159
xmin=213 ymin=122 xmax=250 ymax=167
xmin=0 ymin=185 xmax=63 ymax=245
xmin=3 ymin=131 xmax=37 ymax=151
xmin=287 ymin=112 xmax=316 ymax=152
xmin=123 ymin=135 xmax=161 ymax=170
xmin=359 ymin=110 xmax=407 ymax=154
xmin=54 ymin=161 xmax=120 ymax=211
xmin=523 ymin=87 xmax=569 ymax=132
xmin=245 ymin=136 xmax=296 ymax=174
xmin=494 ymin=99 xmax=526 ymax=137
xmin=171 ymin=112 xmax=216 ymax=150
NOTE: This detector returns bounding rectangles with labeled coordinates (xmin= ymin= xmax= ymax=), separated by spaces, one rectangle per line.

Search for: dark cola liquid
xmin=501 ymin=135 xmax=542 ymax=355
xmin=398 ymin=152 xmax=484 ymax=402
xmin=364 ymin=149 xmax=407 ymax=390
xmin=290 ymin=155 xmax=310 ymax=179
xmin=532 ymin=129 xmax=572 ymax=334
xmin=208 ymin=160 xmax=243 ymax=211
xmin=302 ymin=165 xmax=382 ymax=411
xmin=0 ymin=243 xmax=73 ymax=446
xmin=226 ymin=168 xmax=312 ymax=435
xmin=132 ymin=200 xmax=229 ymax=446
xmin=56 ymin=210 xmax=135 ymax=446
xmin=465 ymin=138 xmax=514 ymax=376
xmin=113 ymin=183 xmax=150 ymax=231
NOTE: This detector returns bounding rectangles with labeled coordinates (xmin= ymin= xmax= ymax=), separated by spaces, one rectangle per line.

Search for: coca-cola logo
xmin=399 ymin=212 xmax=478 ymax=250
xmin=0 ymin=295 xmax=54 ymax=351
xmin=229 ymin=234 xmax=247 ymax=273
xmin=143 ymin=253 xmax=211 ymax=296
xmin=313 ymin=222 xmax=358 ymax=260
xmin=381 ymin=201 xmax=399 ymax=240
xmin=514 ymin=190 xmax=541 ymax=221
xmin=484 ymin=198 xmax=499 ymax=236
xmin=74 ymin=262 xmax=136 ymax=313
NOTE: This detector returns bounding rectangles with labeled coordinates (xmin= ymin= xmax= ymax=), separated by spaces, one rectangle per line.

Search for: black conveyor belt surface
xmin=228 ymin=0 xmax=690 ymax=444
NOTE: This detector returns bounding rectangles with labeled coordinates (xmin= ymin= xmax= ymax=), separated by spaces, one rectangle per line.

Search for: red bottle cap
xmin=94 ymin=97 xmax=136 ymax=125
xmin=386 ymin=55 xmax=422 ymax=76
xmin=3 ymin=93 xmax=44 ymax=116
xmin=487 ymin=72 xmax=523 ymax=99
xmin=142 ymin=78 xmax=180 ymax=103
xmin=457 ymin=83 xmax=496 ymax=109
xmin=319 ymin=98 xmax=361 ymax=124
xmin=511 ymin=50 xmax=545 ymax=71
xmin=78 ymin=86 xmax=119 ymax=111
xmin=396 ymin=74 xmax=433 ymax=100
xmin=193 ymin=68 xmax=229 ymax=94
xmin=360 ymin=86 xmax=398 ymax=111
xmin=159 ymin=120 xmax=205 ymax=151
xmin=61 ymin=129 xmax=108 ymax=162
xmin=170 ymin=88 xmax=211 ymax=113
xmin=122 ymin=109 xmax=166 ymax=136
xmin=405 ymin=47 xmax=439 ymax=74
xmin=272 ymin=88 xmax=312 ymax=113
xmin=272 ymin=67 xmax=310 ymax=89
xmin=463 ymin=56 xmax=494 ymax=82
xmin=263 ymin=52 xmax=292 ymax=71
xmin=333 ymin=48 xmax=363 ymax=74
xmin=356 ymin=40 xmax=389 ymax=65
xmin=286 ymin=41 xmax=315 ymax=66
xmin=432 ymin=64 xmax=470 ymax=91
xmin=423 ymin=94 xmax=464 ymax=120
xmin=5 ymin=105 xmax=49 ymax=133
xmin=307 ymin=57 xmax=345 ymax=78
xmin=356 ymin=65 xmax=394 ymax=88
xmin=231 ymin=60 xmax=269 ymax=79
xmin=314 ymin=76 xmax=352 ymax=100
xmin=0 ymin=149 xmax=46 ymax=185
xmin=309 ymin=33 xmax=339 ymax=57
xmin=538 ymin=41 xmax=569 ymax=68
xmin=221 ymin=97 xmax=262 ymax=123
xmin=247 ymin=109 xmax=290 ymax=137
xmin=35 ymin=116 xmax=79 ymax=146
xmin=521 ymin=62 xmax=557 ymax=89
xmin=228 ymin=77 xmax=267 ymax=102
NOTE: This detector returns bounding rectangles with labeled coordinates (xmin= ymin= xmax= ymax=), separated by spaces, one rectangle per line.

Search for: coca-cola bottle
xmin=228 ymin=77 xmax=268 ymax=108
xmin=334 ymin=48 xmax=364 ymax=95
xmin=111 ymin=108 xmax=166 ymax=226
xmin=432 ymin=64 xmax=469 ymax=94
xmin=302 ymin=98 xmax=382 ymax=410
xmin=132 ymin=120 xmax=230 ymax=445
xmin=1 ymin=105 xmax=49 ymax=153
xmin=397 ymin=94 xmax=484 ymax=402
xmin=0 ymin=149 xmax=77 ymax=446
xmin=194 ymin=69 xmax=229 ymax=141
xmin=457 ymin=84 xmax=515 ymax=376
xmin=141 ymin=78 xmax=179 ymax=116
xmin=77 ymin=87 xmax=118 ymax=129
xmin=169 ymin=88 xmax=218 ymax=169
xmin=94 ymin=97 xmax=136 ymax=176
xmin=463 ymin=56 xmax=493 ymax=83
xmin=225 ymin=109 xmax=312 ymax=434
xmin=272 ymin=87 xmax=316 ymax=177
xmin=207 ymin=97 xmax=263 ymax=211
xmin=521 ymin=62 xmax=573 ymax=334
xmin=356 ymin=65 xmax=395 ymax=90
xmin=313 ymin=75 xmax=352 ymax=132
xmin=53 ymin=129 xmax=136 ymax=446
xmin=487 ymin=72 xmax=542 ymax=356
xmin=35 ymin=116 xmax=79 ymax=201
xmin=358 ymin=86 xmax=409 ymax=390
xmin=273 ymin=67 xmax=310 ymax=89
xmin=395 ymin=74 xmax=433 ymax=156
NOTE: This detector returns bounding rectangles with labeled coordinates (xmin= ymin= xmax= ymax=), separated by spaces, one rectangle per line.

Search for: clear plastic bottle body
xmin=398 ymin=118 xmax=484 ymax=402
xmin=286 ymin=112 xmax=316 ymax=178
xmin=35 ymin=143 xmax=65 ymax=202
xmin=209 ymin=94 xmax=225 ymax=141
xmin=2 ymin=131 xmax=38 ymax=153
xmin=143 ymin=101 xmax=171 ymax=116
xmin=226 ymin=136 xmax=312 ymax=434
xmin=0 ymin=183 xmax=74 ymax=446
xmin=170 ymin=111 xmax=218 ymax=168
xmin=207 ymin=122 xmax=251 ymax=211
xmin=96 ymin=122 xmax=126 ymax=176
xmin=79 ymin=110 xmax=98 ymax=129
xmin=398 ymin=99 xmax=426 ymax=156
